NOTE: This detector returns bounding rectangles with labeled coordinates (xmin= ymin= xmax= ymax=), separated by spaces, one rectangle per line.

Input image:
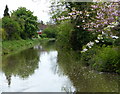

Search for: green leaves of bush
xmin=81 ymin=46 xmax=120 ymax=74
xmin=42 ymin=26 xmax=58 ymax=38
xmin=2 ymin=17 xmax=21 ymax=40
xmin=93 ymin=46 xmax=120 ymax=73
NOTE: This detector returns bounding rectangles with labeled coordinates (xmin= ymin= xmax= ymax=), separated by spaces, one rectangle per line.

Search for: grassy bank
xmin=2 ymin=38 xmax=52 ymax=56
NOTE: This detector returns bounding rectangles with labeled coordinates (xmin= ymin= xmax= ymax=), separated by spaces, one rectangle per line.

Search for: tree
xmin=67 ymin=2 xmax=96 ymax=50
xmin=3 ymin=5 xmax=10 ymax=17
xmin=11 ymin=7 xmax=39 ymax=39
xmin=50 ymin=1 xmax=120 ymax=50
xmin=2 ymin=17 xmax=21 ymax=40
xmin=50 ymin=2 xmax=95 ymax=50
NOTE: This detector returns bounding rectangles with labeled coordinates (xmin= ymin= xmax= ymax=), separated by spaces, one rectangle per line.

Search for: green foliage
xmin=42 ymin=25 xmax=58 ymax=38
xmin=2 ymin=17 xmax=21 ymax=40
xmin=93 ymin=46 xmax=120 ymax=73
xmin=2 ymin=39 xmax=41 ymax=55
xmin=51 ymin=2 xmax=95 ymax=50
xmin=2 ymin=7 xmax=39 ymax=40
xmin=11 ymin=7 xmax=39 ymax=39
xmin=1 ymin=28 xmax=7 ymax=40
xmin=56 ymin=21 xmax=74 ymax=49
xmin=70 ymin=27 xmax=94 ymax=50
xmin=11 ymin=15 xmax=25 ymax=39
xmin=81 ymin=46 xmax=120 ymax=74
xmin=115 ymin=38 xmax=120 ymax=46
xmin=49 ymin=1 xmax=120 ymax=74
xmin=114 ymin=25 xmax=120 ymax=46
xmin=41 ymin=33 xmax=47 ymax=38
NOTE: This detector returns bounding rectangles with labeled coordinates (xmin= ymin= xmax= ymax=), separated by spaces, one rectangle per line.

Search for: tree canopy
xmin=2 ymin=6 xmax=39 ymax=40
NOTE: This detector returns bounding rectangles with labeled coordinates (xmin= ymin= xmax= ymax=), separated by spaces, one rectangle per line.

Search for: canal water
xmin=0 ymin=42 xmax=119 ymax=93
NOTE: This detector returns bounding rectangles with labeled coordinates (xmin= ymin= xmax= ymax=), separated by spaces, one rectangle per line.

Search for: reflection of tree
xmin=5 ymin=74 xmax=11 ymax=87
xmin=2 ymin=48 xmax=39 ymax=86
xmin=57 ymin=48 xmax=119 ymax=92
xmin=40 ymin=41 xmax=56 ymax=51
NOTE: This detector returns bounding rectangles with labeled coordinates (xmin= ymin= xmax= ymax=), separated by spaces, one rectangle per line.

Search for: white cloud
xmin=0 ymin=0 xmax=51 ymax=23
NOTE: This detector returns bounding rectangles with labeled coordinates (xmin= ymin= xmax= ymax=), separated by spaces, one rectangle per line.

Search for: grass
xmin=2 ymin=39 xmax=39 ymax=55
xmin=2 ymin=38 xmax=51 ymax=56
xmin=2 ymin=38 xmax=55 ymax=56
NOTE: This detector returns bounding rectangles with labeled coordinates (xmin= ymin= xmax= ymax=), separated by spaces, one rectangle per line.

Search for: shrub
xmin=42 ymin=25 xmax=58 ymax=38
xmin=2 ymin=17 xmax=21 ymax=40
xmin=81 ymin=46 xmax=120 ymax=74
xmin=0 ymin=28 xmax=7 ymax=40
xmin=56 ymin=21 xmax=74 ymax=49
xmin=93 ymin=46 xmax=120 ymax=73
xmin=41 ymin=33 xmax=47 ymax=38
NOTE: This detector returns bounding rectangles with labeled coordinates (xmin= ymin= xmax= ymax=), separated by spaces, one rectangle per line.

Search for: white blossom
xmin=95 ymin=40 xmax=99 ymax=43
xmin=81 ymin=48 xmax=88 ymax=52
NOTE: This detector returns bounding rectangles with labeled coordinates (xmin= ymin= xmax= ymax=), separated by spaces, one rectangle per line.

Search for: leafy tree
xmin=56 ymin=21 xmax=74 ymax=49
xmin=11 ymin=15 xmax=25 ymax=39
xmin=0 ymin=28 xmax=7 ymax=40
xmin=11 ymin=7 xmax=39 ymax=39
xmin=3 ymin=5 xmax=10 ymax=17
xmin=68 ymin=2 xmax=95 ymax=50
xmin=50 ymin=2 xmax=95 ymax=50
xmin=50 ymin=1 xmax=120 ymax=49
xmin=2 ymin=17 xmax=21 ymax=40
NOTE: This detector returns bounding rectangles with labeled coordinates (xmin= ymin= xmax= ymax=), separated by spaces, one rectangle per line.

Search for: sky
xmin=0 ymin=0 xmax=51 ymax=23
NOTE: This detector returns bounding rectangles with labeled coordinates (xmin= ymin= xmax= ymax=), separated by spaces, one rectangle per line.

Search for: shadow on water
xmin=2 ymin=48 xmax=39 ymax=86
xmin=57 ymin=48 xmax=120 ymax=92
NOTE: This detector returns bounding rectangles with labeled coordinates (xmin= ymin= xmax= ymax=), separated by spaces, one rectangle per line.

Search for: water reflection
xmin=57 ymin=48 xmax=120 ymax=92
xmin=1 ymin=42 xmax=120 ymax=92
xmin=1 ymin=44 xmax=75 ymax=92
xmin=2 ymin=48 xmax=39 ymax=86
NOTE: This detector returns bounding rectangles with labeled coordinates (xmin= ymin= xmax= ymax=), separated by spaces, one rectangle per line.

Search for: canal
xmin=0 ymin=42 xmax=119 ymax=93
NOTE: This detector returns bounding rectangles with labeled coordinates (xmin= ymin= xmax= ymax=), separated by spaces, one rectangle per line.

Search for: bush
xmin=2 ymin=17 xmax=21 ymax=40
xmin=56 ymin=21 xmax=74 ymax=49
xmin=42 ymin=25 xmax=58 ymax=38
xmin=93 ymin=46 xmax=120 ymax=73
xmin=114 ymin=38 xmax=120 ymax=46
xmin=41 ymin=33 xmax=47 ymax=38
xmin=0 ymin=28 xmax=7 ymax=40
xmin=81 ymin=46 xmax=98 ymax=66
xmin=81 ymin=46 xmax=120 ymax=74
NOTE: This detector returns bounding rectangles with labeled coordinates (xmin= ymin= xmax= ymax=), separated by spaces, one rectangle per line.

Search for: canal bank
xmin=2 ymin=38 xmax=54 ymax=56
